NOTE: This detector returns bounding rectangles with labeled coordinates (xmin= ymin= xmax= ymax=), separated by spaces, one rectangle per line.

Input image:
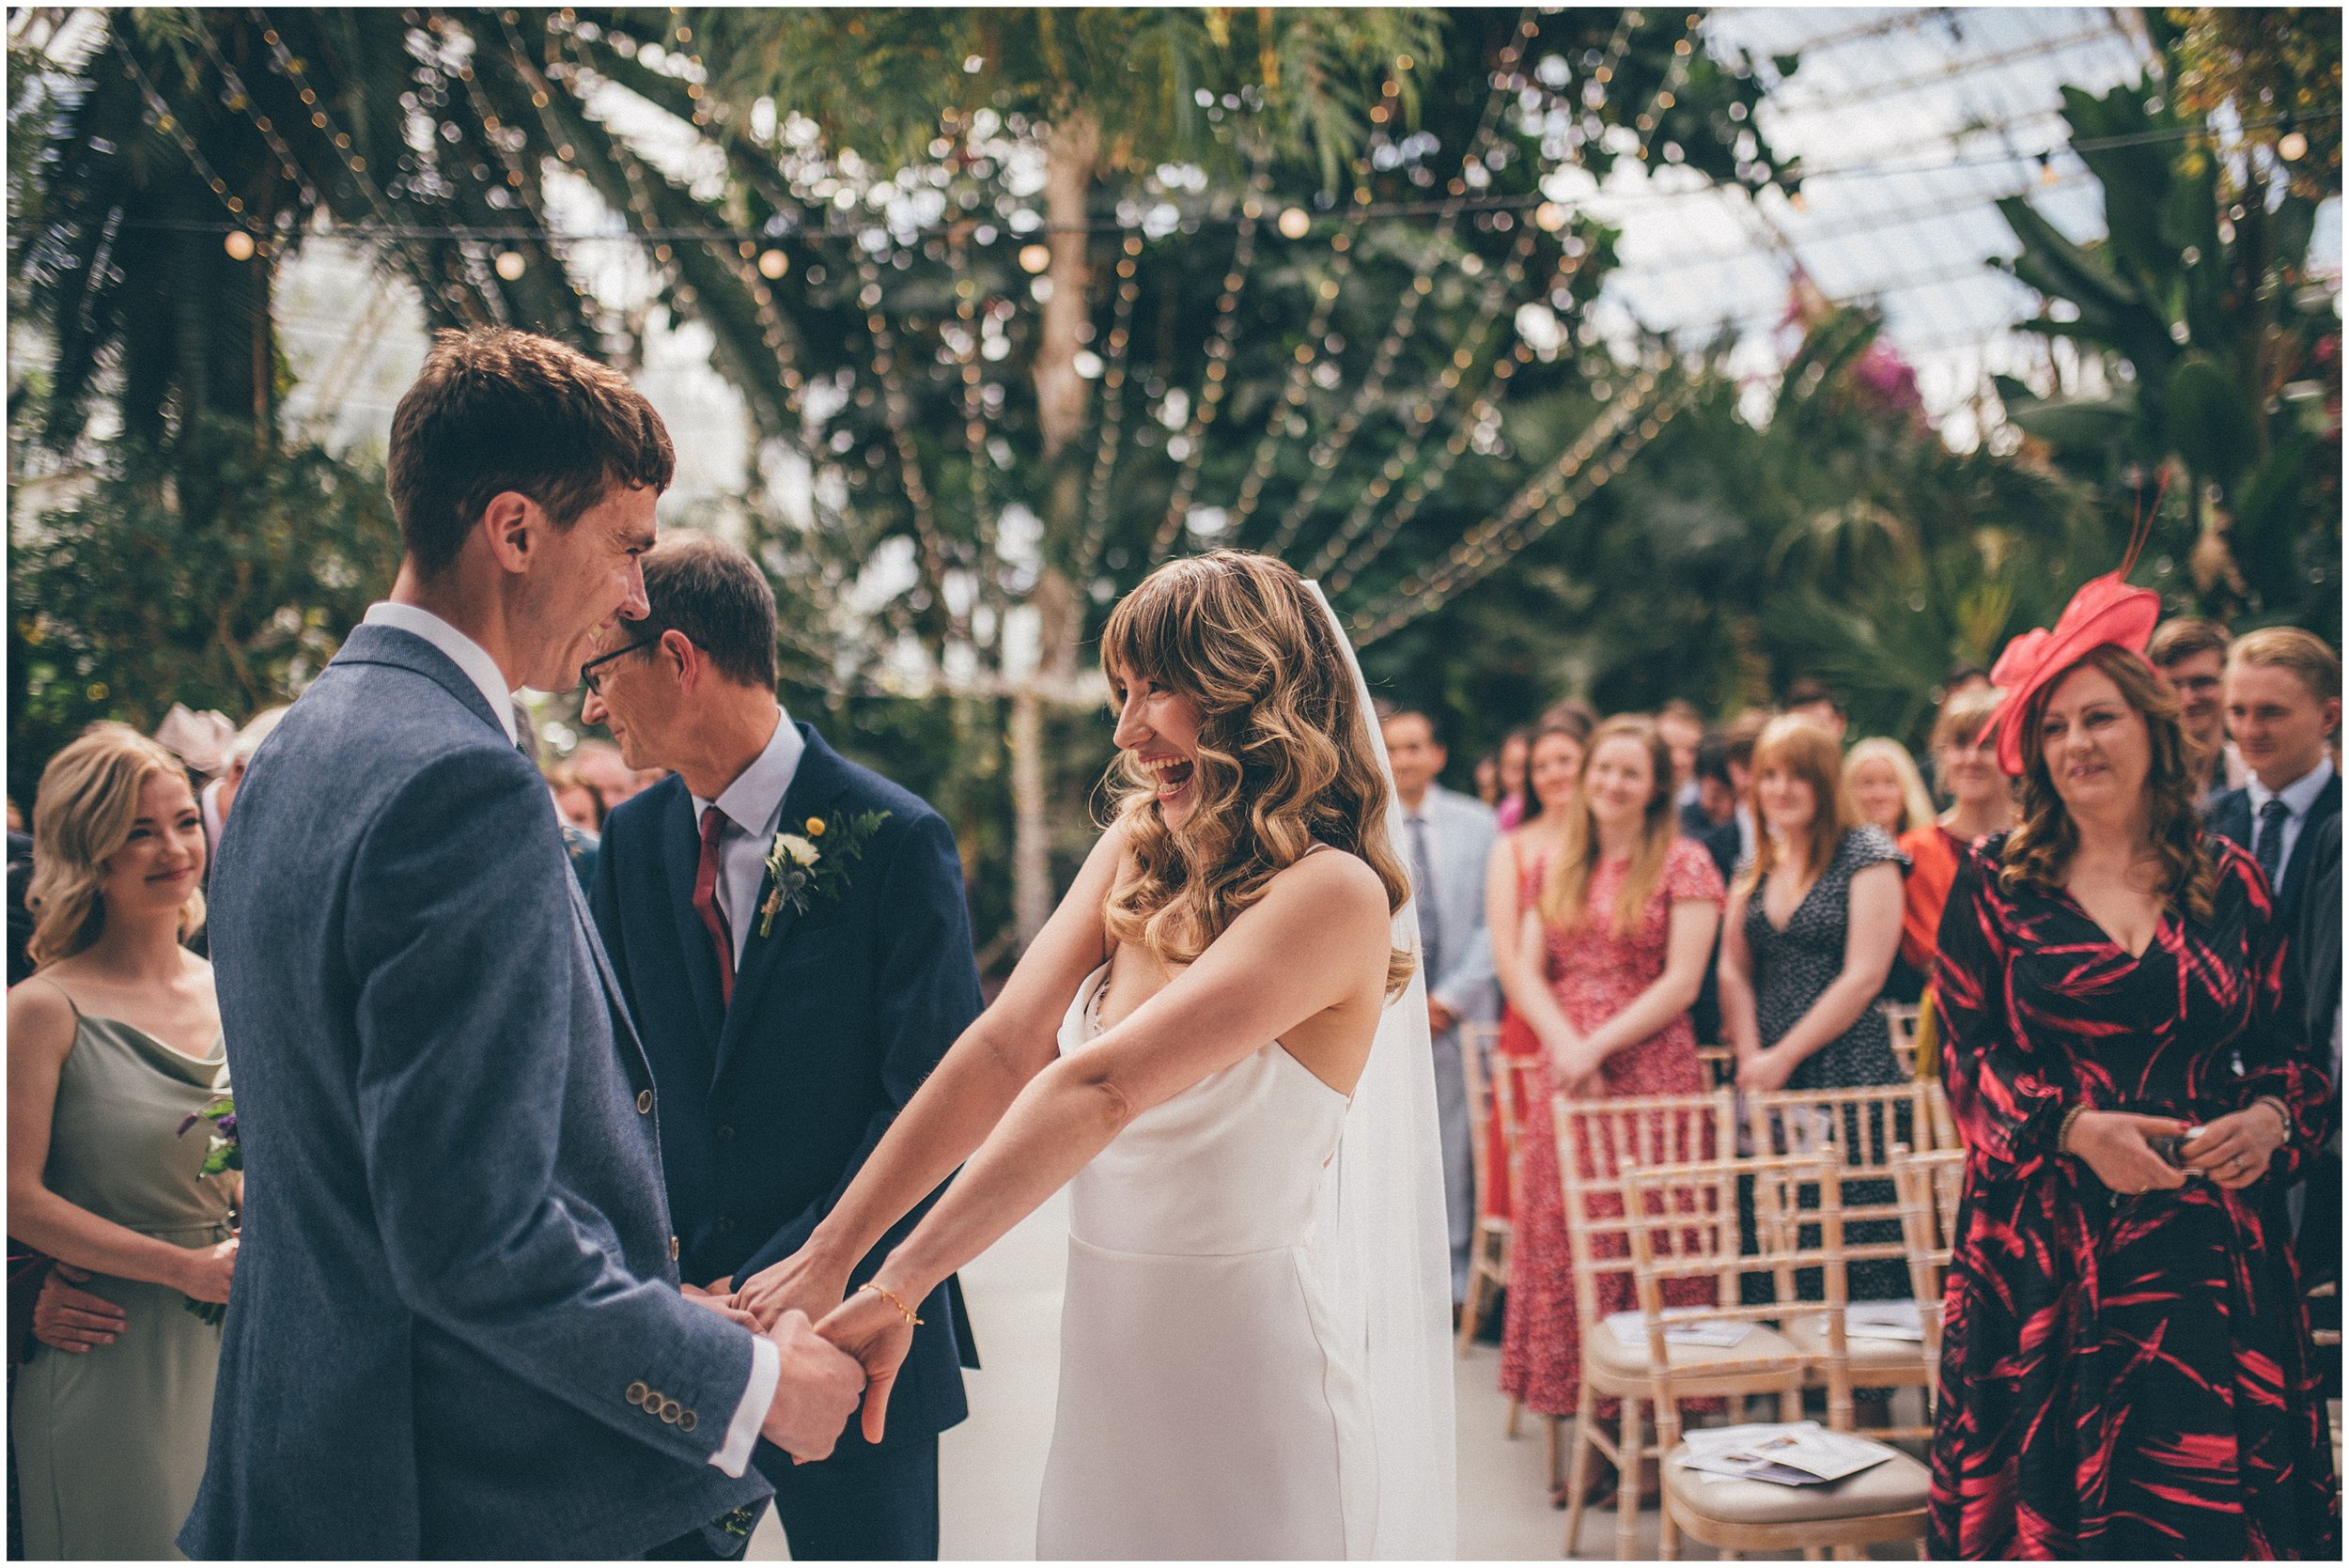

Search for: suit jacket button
xmin=715 ymin=1123 xmax=737 ymax=1142
xmin=641 ymin=1388 xmax=663 ymax=1413
xmin=626 ymin=1380 xmax=649 ymax=1406
xmin=669 ymin=1235 xmax=680 ymax=1262
xmin=660 ymin=1399 xmax=681 ymax=1424
xmin=636 ymin=1089 xmax=655 ymax=1115
xmin=678 ymin=1410 xmax=698 ymax=1434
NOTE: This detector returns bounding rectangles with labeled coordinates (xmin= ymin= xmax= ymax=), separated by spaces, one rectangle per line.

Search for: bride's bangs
xmin=1098 ymin=567 xmax=1198 ymax=705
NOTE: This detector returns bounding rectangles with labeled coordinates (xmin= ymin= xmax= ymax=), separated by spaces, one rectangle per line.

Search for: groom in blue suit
xmin=183 ymin=331 xmax=864 ymax=1560
xmin=585 ymin=534 xmax=981 ymax=1560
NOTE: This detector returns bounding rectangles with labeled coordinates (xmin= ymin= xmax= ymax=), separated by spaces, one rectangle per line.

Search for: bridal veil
xmin=1304 ymin=582 xmax=1458 ymax=1560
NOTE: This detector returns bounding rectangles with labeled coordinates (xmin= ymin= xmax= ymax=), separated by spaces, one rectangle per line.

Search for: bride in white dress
xmin=734 ymin=550 xmax=1455 ymax=1559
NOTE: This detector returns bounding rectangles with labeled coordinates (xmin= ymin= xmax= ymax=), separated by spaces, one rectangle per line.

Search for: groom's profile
xmin=181 ymin=329 xmax=863 ymax=1560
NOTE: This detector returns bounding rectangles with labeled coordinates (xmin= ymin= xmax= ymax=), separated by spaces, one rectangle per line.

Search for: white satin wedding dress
xmin=1034 ymin=957 xmax=1377 ymax=1560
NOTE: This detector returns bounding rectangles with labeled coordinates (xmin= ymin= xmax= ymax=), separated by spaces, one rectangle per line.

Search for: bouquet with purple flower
xmin=176 ymin=1094 xmax=239 ymax=1324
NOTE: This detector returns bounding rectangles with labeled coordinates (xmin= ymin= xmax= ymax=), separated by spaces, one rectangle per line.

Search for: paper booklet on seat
xmin=1674 ymin=1421 xmax=1897 ymax=1487
xmin=1603 ymin=1311 xmax=1755 ymax=1350
xmin=1844 ymin=1299 xmax=1925 ymax=1341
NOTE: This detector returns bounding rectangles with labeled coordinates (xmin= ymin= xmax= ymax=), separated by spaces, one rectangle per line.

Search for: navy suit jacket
xmin=183 ymin=626 xmax=769 ymax=1560
xmin=2204 ymin=771 xmax=2342 ymax=930
xmin=590 ymin=724 xmax=979 ymax=1467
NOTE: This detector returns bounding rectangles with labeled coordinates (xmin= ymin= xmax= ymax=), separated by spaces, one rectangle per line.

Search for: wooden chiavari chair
xmin=1921 ymin=1079 xmax=1961 ymax=1150
xmin=1883 ymin=1002 xmax=1922 ymax=1079
xmin=1626 ymin=1153 xmax=1932 ymax=1560
xmin=1890 ymin=1145 xmax=1967 ymax=1375
xmin=1553 ymin=1090 xmax=1749 ymax=1560
xmin=1457 ymin=1023 xmax=1514 ymax=1357
xmin=1695 ymin=1043 xmax=1735 ymax=1090
xmin=1742 ymin=1084 xmax=1935 ymax=1440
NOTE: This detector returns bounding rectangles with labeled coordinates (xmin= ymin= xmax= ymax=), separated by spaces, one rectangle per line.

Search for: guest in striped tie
xmin=1376 ymin=702 xmax=1499 ymax=1307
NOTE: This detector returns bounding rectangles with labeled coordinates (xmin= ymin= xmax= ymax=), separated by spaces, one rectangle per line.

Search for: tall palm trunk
xmin=1009 ymin=111 xmax=1100 ymax=947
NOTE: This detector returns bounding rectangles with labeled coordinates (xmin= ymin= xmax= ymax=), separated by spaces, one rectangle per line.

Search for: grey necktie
xmin=1407 ymin=810 xmax=1442 ymax=983
xmin=2254 ymin=797 xmax=2291 ymax=890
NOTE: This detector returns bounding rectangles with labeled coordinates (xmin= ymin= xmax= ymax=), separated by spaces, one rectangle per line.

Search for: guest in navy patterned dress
xmin=1926 ymin=586 xmax=2338 ymax=1558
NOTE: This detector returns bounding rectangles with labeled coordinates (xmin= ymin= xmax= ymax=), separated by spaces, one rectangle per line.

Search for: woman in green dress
xmin=8 ymin=723 xmax=237 ymax=1560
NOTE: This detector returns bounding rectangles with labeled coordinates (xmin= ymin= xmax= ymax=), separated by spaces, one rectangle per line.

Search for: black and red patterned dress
xmin=1927 ymin=832 xmax=2338 ymax=1559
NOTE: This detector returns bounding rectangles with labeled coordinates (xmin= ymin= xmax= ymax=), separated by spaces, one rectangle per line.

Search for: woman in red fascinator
xmin=1922 ymin=515 xmax=2339 ymax=1560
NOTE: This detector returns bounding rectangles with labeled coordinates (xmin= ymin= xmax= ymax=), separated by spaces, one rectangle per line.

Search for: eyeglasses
xmin=580 ymin=636 xmax=661 ymax=695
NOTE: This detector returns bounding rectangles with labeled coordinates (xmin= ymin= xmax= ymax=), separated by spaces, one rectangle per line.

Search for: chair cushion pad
xmin=1665 ymin=1443 xmax=1931 ymax=1525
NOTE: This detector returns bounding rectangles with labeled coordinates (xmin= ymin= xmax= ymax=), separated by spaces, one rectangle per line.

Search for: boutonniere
xmin=757 ymin=809 xmax=891 ymax=936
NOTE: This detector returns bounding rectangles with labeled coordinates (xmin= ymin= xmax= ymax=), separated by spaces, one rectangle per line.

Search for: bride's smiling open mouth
xmin=1141 ymin=752 xmax=1195 ymax=806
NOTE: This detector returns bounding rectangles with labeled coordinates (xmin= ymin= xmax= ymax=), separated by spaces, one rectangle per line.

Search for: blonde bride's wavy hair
xmin=1097 ymin=551 xmax=1415 ymax=998
xmin=27 ymin=722 xmax=207 ymax=967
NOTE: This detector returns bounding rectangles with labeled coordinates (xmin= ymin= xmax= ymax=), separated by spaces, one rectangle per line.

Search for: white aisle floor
xmin=750 ymin=1188 xmax=1838 ymax=1561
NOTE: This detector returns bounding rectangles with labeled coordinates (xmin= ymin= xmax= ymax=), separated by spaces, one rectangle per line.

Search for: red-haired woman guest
xmin=1498 ymin=718 xmax=1723 ymax=1489
xmin=1926 ymin=569 xmax=2337 ymax=1559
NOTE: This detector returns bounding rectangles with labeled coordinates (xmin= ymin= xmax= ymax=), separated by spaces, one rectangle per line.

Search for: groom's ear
xmin=478 ymin=490 xmax=543 ymax=575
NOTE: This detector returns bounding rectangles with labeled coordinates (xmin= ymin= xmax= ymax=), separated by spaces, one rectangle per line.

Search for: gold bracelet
xmin=858 ymin=1281 xmax=925 ymax=1327
xmin=2056 ymin=1102 xmax=2090 ymax=1156
xmin=2252 ymin=1094 xmax=2294 ymax=1144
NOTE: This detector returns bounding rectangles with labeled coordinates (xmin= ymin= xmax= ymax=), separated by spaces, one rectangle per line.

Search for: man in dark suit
xmin=2203 ymin=627 xmax=2341 ymax=946
xmin=182 ymin=330 xmax=863 ymax=1560
xmin=2296 ymin=813 xmax=2340 ymax=1311
xmin=584 ymin=534 xmax=981 ymax=1560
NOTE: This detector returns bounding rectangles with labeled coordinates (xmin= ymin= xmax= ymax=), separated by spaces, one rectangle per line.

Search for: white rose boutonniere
xmin=758 ymin=809 xmax=891 ymax=935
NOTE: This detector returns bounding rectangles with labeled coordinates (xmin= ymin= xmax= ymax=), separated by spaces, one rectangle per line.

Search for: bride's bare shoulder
xmin=1265 ymin=846 xmax=1387 ymax=922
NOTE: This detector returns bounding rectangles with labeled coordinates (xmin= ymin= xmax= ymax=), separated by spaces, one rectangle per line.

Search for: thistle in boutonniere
xmin=175 ymin=1094 xmax=240 ymax=1325
xmin=757 ymin=810 xmax=891 ymax=935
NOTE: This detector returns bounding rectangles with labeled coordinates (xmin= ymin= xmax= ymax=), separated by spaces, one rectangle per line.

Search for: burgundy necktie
xmin=692 ymin=807 xmax=735 ymax=1004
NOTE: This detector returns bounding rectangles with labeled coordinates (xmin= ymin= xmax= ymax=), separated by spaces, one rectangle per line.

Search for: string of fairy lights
xmin=97 ymin=8 xmax=2285 ymax=656
xmin=1147 ymin=150 xmax=1276 ymax=561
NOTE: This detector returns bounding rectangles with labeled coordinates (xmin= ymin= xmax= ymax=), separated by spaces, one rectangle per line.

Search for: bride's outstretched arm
xmin=732 ymin=822 xmax=1129 ymax=1331
xmin=817 ymin=847 xmax=1392 ymax=1441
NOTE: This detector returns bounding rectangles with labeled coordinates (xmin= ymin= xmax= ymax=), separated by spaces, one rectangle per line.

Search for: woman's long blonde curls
xmin=1539 ymin=716 xmax=1677 ymax=936
xmin=26 ymin=722 xmax=207 ymax=968
xmin=1999 ymin=644 xmax=2217 ymax=924
xmin=1098 ymin=551 xmax=1415 ymax=998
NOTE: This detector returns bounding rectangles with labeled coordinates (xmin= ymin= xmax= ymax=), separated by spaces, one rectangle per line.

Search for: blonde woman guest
xmin=1845 ymin=737 xmax=1934 ymax=840
xmin=8 ymin=725 xmax=237 ymax=1560
xmin=1497 ymin=718 xmax=1724 ymax=1477
xmin=1478 ymin=720 xmax=1587 ymax=1226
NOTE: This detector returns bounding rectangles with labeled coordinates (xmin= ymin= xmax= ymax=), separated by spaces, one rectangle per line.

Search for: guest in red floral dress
xmin=1499 ymin=717 xmax=1724 ymax=1455
xmin=1480 ymin=718 xmax=1587 ymax=1221
xmin=1929 ymin=616 xmax=2338 ymax=1559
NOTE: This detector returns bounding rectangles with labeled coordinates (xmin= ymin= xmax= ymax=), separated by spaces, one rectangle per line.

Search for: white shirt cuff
xmin=709 ymin=1331 xmax=779 ymax=1477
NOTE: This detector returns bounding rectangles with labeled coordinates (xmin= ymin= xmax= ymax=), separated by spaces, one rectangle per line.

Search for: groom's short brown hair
xmin=387 ymin=329 xmax=675 ymax=578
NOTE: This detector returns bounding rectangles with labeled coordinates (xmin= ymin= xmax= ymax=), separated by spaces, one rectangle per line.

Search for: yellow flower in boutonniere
xmin=805 ymin=816 xmax=826 ymax=837
xmin=756 ymin=810 xmax=890 ymax=936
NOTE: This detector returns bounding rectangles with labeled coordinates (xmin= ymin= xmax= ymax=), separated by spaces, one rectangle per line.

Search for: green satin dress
xmin=11 ymin=1002 xmax=232 ymax=1560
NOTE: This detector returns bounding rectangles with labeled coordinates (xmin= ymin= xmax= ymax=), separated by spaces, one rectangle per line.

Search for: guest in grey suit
xmin=179 ymin=330 xmax=863 ymax=1560
xmin=1379 ymin=706 xmax=1500 ymax=1303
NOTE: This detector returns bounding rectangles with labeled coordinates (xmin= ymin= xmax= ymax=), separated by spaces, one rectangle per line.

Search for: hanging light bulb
xmin=1278 ymin=207 xmax=1311 ymax=240
xmin=757 ymin=247 xmax=788 ymax=279
xmin=1534 ymin=201 xmax=1569 ymax=232
xmin=2278 ymin=115 xmax=2309 ymax=162
xmin=1018 ymin=242 xmax=1052 ymax=273
xmin=223 ymin=228 xmax=256 ymax=261
xmin=494 ymin=250 xmax=526 ymax=281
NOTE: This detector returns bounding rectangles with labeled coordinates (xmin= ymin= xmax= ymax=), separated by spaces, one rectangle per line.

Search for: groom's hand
xmin=733 ymin=1246 xmax=850 ymax=1336
xmin=758 ymin=1310 xmax=865 ymax=1462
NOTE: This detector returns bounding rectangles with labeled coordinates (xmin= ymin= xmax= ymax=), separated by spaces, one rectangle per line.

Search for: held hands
xmin=2062 ymin=1110 xmax=2191 ymax=1196
xmin=2178 ymin=1104 xmax=2289 ymax=1189
xmin=1543 ymin=1027 xmax=1603 ymax=1099
xmin=1735 ymin=1046 xmax=1796 ymax=1094
xmin=679 ymin=1280 xmax=759 ymax=1332
xmin=176 ymin=1235 xmax=238 ymax=1305
xmin=757 ymin=1310 xmax=865 ymax=1463
xmin=813 ymin=1285 xmax=917 ymax=1448
xmin=1427 ymin=997 xmax=1458 ymax=1036
xmin=732 ymin=1248 xmax=851 ymax=1336
xmin=33 ymin=1264 xmax=126 ymax=1354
